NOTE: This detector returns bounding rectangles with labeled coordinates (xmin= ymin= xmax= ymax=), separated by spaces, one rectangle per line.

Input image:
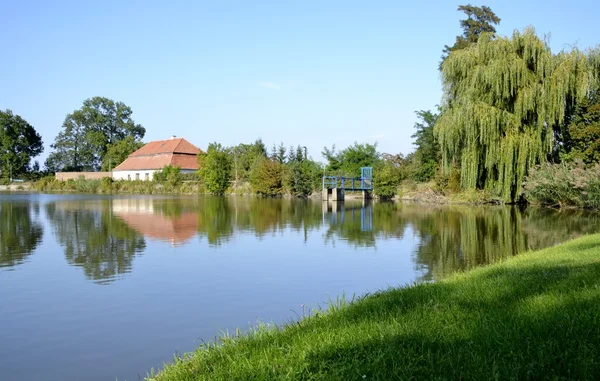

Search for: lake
xmin=1 ymin=193 xmax=598 ymax=381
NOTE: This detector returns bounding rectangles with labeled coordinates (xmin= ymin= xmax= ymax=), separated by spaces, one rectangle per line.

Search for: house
xmin=112 ymin=136 xmax=201 ymax=181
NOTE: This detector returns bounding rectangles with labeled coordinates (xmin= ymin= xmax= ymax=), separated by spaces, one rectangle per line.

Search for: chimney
xmin=170 ymin=135 xmax=177 ymax=140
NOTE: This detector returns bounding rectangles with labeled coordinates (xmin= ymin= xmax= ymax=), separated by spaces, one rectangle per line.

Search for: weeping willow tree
xmin=435 ymin=28 xmax=593 ymax=201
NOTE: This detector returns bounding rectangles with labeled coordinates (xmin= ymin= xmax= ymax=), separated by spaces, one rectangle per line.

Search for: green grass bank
xmin=148 ymin=235 xmax=600 ymax=380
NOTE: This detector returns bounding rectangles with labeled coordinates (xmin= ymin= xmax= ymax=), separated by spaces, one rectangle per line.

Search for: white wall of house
xmin=112 ymin=169 xmax=196 ymax=181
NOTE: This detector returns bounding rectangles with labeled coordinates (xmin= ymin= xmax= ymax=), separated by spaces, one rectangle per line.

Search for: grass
xmin=147 ymin=235 xmax=600 ymax=380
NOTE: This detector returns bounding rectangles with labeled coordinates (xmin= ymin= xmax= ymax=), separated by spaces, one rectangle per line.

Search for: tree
xmin=230 ymin=139 xmax=267 ymax=183
xmin=0 ymin=110 xmax=44 ymax=178
xmin=199 ymin=143 xmax=232 ymax=195
xmin=47 ymin=97 xmax=145 ymax=171
xmin=441 ymin=4 xmax=501 ymax=66
xmin=101 ymin=136 xmax=144 ymax=171
xmin=563 ymin=94 xmax=600 ymax=165
xmin=249 ymin=157 xmax=285 ymax=196
xmin=374 ymin=158 xmax=404 ymax=200
xmin=323 ymin=142 xmax=381 ymax=177
xmin=411 ymin=109 xmax=440 ymax=181
xmin=435 ymin=28 xmax=592 ymax=201
xmin=286 ymin=145 xmax=320 ymax=197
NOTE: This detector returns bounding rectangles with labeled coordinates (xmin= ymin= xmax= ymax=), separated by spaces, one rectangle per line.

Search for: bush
xmin=374 ymin=162 xmax=403 ymax=200
xmin=198 ymin=143 xmax=232 ymax=195
xmin=153 ymin=165 xmax=183 ymax=186
xmin=524 ymin=162 xmax=600 ymax=208
xmin=250 ymin=158 xmax=284 ymax=196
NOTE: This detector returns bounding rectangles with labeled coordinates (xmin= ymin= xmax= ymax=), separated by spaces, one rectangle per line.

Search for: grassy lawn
xmin=148 ymin=235 xmax=600 ymax=380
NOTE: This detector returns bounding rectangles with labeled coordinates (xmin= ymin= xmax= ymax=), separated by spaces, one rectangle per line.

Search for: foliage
xmin=149 ymin=235 xmax=600 ymax=380
xmin=374 ymin=159 xmax=403 ymax=200
xmin=410 ymin=109 xmax=440 ymax=181
xmin=436 ymin=28 xmax=593 ymax=202
xmin=322 ymin=142 xmax=381 ymax=177
xmin=0 ymin=110 xmax=44 ymax=178
xmin=441 ymin=4 xmax=501 ymax=66
xmin=45 ymin=200 xmax=145 ymax=284
xmin=561 ymin=91 xmax=600 ymax=165
xmin=198 ymin=143 xmax=232 ymax=195
xmin=230 ymin=139 xmax=267 ymax=183
xmin=0 ymin=203 xmax=43 ymax=268
xmin=101 ymin=136 xmax=144 ymax=171
xmin=524 ymin=162 xmax=600 ymax=208
xmin=249 ymin=157 xmax=285 ymax=196
xmin=153 ymin=165 xmax=183 ymax=186
xmin=46 ymin=96 xmax=145 ymax=172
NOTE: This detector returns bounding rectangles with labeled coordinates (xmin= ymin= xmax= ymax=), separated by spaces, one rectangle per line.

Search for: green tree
xmin=286 ymin=145 xmax=320 ymax=197
xmin=199 ymin=143 xmax=232 ymax=195
xmin=250 ymin=157 xmax=285 ymax=196
xmin=0 ymin=110 xmax=44 ymax=178
xmin=230 ymin=139 xmax=267 ymax=183
xmin=323 ymin=142 xmax=381 ymax=177
xmin=47 ymin=96 xmax=145 ymax=171
xmin=441 ymin=4 xmax=501 ymax=66
xmin=411 ymin=109 xmax=440 ymax=181
xmin=435 ymin=28 xmax=592 ymax=201
xmin=374 ymin=159 xmax=404 ymax=200
xmin=101 ymin=136 xmax=144 ymax=171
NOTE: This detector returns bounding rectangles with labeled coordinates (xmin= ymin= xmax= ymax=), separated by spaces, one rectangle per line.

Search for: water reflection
xmin=112 ymin=198 xmax=198 ymax=245
xmin=34 ymin=197 xmax=600 ymax=282
xmin=405 ymin=204 xmax=600 ymax=280
xmin=45 ymin=200 xmax=146 ymax=284
xmin=0 ymin=202 xmax=43 ymax=269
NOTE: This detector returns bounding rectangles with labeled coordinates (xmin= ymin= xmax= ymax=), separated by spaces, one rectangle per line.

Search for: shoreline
xmin=148 ymin=234 xmax=600 ymax=380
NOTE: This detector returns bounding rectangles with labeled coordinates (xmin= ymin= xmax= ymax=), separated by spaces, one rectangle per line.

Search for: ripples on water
xmin=0 ymin=193 xmax=598 ymax=380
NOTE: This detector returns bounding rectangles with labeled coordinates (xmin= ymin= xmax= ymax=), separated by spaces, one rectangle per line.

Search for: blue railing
xmin=322 ymin=176 xmax=373 ymax=191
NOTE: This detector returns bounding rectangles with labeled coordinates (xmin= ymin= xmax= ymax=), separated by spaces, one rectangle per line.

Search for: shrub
xmin=198 ymin=143 xmax=232 ymax=195
xmin=524 ymin=162 xmax=600 ymax=208
xmin=153 ymin=165 xmax=183 ymax=186
xmin=374 ymin=162 xmax=403 ymax=200
xmin=250 ymin=158 xmax=284 ymax=196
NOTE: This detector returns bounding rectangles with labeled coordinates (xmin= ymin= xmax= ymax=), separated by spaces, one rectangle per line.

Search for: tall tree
xmin=441 ymin=4 xmax=501 ymax=67
xmin=411 ymin=109 xmax=440 ymax=181
xmin=101 ymin=136 xmax=144 ymax=171
xmin=46 ymin=97 xmax=145 ymax=172
xmin=435 ymin=28 xmax=592 ymax=201
xmin=0 ymin=110 xmax=44 ymax=178
xmin=322 ymin=143 xmax=381 ymax=177
xmin=198 ymin=143 xmax=232 ymax=195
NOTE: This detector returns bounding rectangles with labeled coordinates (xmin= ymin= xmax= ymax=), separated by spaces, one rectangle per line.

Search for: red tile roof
xmin=113 ymin=138 xmax=201 ymax=171
xmin=130 ymin=138 xmax=200 ymax=156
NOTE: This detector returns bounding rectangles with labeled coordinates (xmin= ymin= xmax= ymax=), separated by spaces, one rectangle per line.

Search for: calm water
xmin=1 ymin=194 xmax=599 ymax=381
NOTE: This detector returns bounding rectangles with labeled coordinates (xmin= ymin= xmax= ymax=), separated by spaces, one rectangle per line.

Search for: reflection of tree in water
xmin=0 ymin=202 xmax=43 ymax=268
xmin=46 ymin=200 xmax=145 ymax=284
xmin=196 ymin=197 xmax=323 ymax=246
xmin=405 ymin=204 xmax=600 ymax=281
xmin=196 ymin=196 xmax=234 ymax=246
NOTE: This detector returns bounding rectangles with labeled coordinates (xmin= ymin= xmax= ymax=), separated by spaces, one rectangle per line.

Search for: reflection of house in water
xmin=112 ymin=199 xmax=198 ymax=245
xmin=322 ymin=200 xmax=373 ymax=232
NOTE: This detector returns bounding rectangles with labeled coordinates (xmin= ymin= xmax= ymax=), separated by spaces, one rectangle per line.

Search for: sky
xmin=1 ymin=0 xmax=599 ymax=165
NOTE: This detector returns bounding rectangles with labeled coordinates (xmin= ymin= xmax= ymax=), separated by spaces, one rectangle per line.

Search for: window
xmin=145 ymin=173 xmax=149 ymax=181
xmin=127 ymin=174 xmax=131 ymax=181
xmin=136 ymin=173 xmax=140 ymax=180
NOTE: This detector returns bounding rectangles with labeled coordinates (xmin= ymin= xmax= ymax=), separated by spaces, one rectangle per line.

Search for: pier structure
xmin=322 ymin=167 xmax=373 ymax=201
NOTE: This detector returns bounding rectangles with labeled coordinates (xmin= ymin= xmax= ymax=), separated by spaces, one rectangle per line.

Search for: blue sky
xmin=1 ymin=0 xmax=598 ymax=165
